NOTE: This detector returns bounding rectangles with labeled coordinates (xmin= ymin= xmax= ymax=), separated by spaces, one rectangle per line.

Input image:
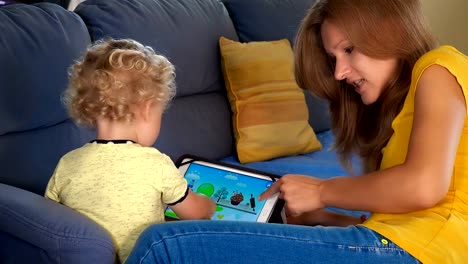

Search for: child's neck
xmin=96 ymin=118 xmax=138 ymax=142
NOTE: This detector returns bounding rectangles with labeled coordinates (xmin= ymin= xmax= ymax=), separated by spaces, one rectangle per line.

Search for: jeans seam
xmin=138 ymin=231 xmax=407 ymax=262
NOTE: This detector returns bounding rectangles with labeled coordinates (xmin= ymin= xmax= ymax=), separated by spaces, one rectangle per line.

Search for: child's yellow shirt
xmin=45 ymin=142 xmax=187 ymax=263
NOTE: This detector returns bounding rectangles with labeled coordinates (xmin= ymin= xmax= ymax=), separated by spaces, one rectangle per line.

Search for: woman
xmin=126 ymin=0 xmax=468 ymax=263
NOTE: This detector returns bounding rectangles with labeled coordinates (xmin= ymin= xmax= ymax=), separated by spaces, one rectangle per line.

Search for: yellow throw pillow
xmin=219 ymin=37 xmax=322 ymax=164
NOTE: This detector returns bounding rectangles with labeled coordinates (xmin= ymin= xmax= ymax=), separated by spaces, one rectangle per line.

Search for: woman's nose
xmin=334 ymin=58 xmax=350 ymax=81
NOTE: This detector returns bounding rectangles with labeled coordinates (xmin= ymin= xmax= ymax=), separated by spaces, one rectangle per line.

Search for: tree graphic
xmin=214 ymin=187 xmax=229 ymax=203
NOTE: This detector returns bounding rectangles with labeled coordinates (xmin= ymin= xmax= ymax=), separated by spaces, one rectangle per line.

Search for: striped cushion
xmin=219 ymin=37 xmax=322 ymax=163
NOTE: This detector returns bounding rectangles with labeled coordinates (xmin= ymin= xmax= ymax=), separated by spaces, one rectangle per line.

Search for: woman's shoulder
xmin=415 ymin=46 xmax=467 ymax=72
xmin=412 ymin=46 xmax=468 ymax=90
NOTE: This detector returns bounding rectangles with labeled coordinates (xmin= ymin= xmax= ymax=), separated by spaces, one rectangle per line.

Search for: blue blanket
xmin=220 ymin=130 xmax=362 ymax=178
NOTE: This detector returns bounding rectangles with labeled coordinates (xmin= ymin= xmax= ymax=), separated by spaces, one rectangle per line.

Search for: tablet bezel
xmin=165 ymin=158 xmax=279 ymax=223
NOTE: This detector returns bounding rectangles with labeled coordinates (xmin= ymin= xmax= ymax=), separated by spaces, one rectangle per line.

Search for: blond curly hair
xmin=63 ymin=38 xmax=176 ymax=128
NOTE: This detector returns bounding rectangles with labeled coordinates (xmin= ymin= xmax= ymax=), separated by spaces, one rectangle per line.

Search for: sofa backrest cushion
xmin=0 ymin=3 xmax=89 ymax=136
xmin=222 ymin=0 xmax=331 ymax=133
xmin=75 ymin=0 xmax=239 ymax=161
xmin=0 ymin=3 xmax=93 ymax=195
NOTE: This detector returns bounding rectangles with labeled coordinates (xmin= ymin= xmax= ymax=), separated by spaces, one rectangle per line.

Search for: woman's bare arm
xmin=320 ymin=65 xmax=466 ymax=213
xmin=286 ymin=209 xmax=363 ymax=227
xmin=261 ymin=65 xmax=466 ymax=215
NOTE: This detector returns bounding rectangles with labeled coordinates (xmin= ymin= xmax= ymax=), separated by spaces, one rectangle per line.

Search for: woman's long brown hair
xmin=295 ymin=0 xmax=437 ymax=173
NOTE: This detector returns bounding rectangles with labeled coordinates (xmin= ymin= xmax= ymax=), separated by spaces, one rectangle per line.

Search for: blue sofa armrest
xmin=0 ymin=183 xmax=115 ymax=264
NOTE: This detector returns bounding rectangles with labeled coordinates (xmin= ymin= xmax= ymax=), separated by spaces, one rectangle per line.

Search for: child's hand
xmin=204 ymin=197 xmax=216 ymax=219
xmin=170 ymin=189 xmax=215 ymax=220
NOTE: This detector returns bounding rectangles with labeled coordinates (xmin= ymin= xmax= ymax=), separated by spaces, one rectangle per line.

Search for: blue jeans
xmin=125 ymin=221 xmax=420 ymax=264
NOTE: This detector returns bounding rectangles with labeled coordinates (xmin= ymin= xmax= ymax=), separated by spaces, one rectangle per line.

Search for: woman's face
xmin=320 ymin=20 xmax=399 ymax=105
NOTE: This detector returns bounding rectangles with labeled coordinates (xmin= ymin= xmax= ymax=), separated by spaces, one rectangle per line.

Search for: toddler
xmin=45 ymin=38 xmax=215 ymax=263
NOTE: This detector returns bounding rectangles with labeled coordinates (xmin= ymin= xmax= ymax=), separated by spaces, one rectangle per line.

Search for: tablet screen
xmin=165 ymin=161 xmax=277 ymax=222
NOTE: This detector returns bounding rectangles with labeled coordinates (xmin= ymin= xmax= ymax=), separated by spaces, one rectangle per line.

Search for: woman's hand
xmin=259 ymin=174 xmax=325 ymax=216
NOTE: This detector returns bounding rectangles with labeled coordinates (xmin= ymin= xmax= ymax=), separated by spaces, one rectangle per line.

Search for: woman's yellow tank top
xmin=363 ymin=46 xmax=468 ymax=264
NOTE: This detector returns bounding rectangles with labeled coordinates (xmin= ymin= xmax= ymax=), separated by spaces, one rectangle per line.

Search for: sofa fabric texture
xmin=0 ymin=0 xmax=362 ymax=263
xmin=0 ymin=3 xmax=93 ymax=195
xmin=0 ymin=183 xmax=115 ymax=263
xmin=75 ymin=0 xmax=239 ymax=162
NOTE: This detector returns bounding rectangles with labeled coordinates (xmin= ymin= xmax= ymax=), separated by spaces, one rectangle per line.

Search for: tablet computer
xmin=164 ymin=159 xmax=279 ymax=222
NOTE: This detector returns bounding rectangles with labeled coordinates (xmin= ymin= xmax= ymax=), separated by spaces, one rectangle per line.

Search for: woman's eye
xmin=344 ymin=46 xmax=354 ymax=54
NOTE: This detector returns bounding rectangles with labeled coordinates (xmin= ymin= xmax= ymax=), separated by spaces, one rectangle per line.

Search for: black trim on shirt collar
xmin=90 ymin=139 xmax=136 ymax=144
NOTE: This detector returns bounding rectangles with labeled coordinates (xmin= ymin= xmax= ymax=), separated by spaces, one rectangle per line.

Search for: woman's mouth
xmin=353 ymin=79 xmax=365 ymax=93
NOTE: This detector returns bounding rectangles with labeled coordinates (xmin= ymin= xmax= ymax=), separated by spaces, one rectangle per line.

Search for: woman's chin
xmin=360 ymin=94 xmax=377 ymax=105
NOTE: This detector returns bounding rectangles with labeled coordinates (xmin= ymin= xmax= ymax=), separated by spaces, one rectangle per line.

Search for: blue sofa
xmin=0 ymin=0 xmax=363 ymax=263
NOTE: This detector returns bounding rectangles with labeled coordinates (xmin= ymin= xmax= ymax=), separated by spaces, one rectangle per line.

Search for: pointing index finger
xmin=259 ymin=179 xmax=281 ymax=200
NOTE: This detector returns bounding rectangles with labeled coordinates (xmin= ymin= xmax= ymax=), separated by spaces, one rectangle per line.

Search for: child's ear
xmin=141 ymin=100 xmax=154 ymax=122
